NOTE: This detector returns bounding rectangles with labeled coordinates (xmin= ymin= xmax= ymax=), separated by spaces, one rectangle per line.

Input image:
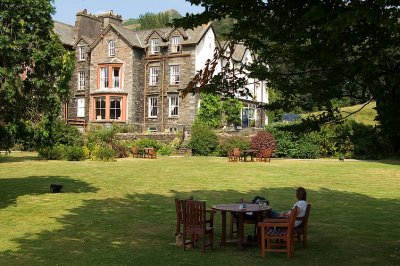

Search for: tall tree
xmin=174 ymin=0 xmax=400 ymax=154
xmin=0 ymin=0 xmax=74 ymax=149
xmin=138 ymin=10 xmax=181 ymax=30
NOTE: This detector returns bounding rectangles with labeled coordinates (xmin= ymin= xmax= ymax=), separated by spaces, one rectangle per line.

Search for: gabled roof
xmin=74 ymin=36 xmax=95 ymax=47
xmin=144 ymin=29 xmax=168 ymax=42
xmin=167 ymin=28 xmax=189 ymax=40
xmin=220 ymin=41 xmax=251 ymax=62
xmin=89 ymin=24 xmax=143 ymax=50
xmin=137 ymin=22 xmax=214 ymax=46
xmin=231 ymin=43 xmax=248 ymax=62
xmin=53 ymin=21 xmax=75 ymax=47
xmin=89 ymin=22 xmax=216 ymax=51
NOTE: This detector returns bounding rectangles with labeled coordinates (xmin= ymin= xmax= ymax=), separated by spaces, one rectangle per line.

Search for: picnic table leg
xmin=220 ymin=211 xmax=227 ymax=245
xmin=238 ymin=212 xmax=245 ymax=249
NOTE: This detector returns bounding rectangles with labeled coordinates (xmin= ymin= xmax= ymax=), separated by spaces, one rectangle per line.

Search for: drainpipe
xmin=143 ymin=62 xmax=150 ymax=132
xmin=161 ymin=58 xmax=165 ymax=132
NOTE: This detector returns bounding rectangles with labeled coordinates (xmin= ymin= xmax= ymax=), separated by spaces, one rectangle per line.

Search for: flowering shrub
xmin=250 ymin=131 xmax=277 ymax=157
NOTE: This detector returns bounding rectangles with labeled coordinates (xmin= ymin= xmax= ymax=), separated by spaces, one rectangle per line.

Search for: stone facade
xmin=55 ymin=10 xmax=268 ymax=133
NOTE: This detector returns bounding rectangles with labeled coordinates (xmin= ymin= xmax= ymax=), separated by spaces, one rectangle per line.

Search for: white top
xmin=293 ymin=200 xmax=308 ymax=227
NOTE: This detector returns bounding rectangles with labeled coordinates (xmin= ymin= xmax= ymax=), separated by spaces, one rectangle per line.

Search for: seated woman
xmin=269 ymin=187 xmax=308 ymax=227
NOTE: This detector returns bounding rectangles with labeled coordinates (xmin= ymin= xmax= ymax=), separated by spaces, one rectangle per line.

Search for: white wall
xmin=195 ymin=28 xmax=221 ymax=73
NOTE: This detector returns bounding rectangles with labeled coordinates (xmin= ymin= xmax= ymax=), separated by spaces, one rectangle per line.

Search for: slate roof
xmin=53 ymin=21 xmax=75 ymax=47
xmin=103 ymin=22 xmax=213 ymax=49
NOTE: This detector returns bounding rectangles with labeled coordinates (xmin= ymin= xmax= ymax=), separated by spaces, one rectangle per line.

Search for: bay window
xmin=110 ymin=97 xmax=122 ymax=120
xmin=91 ymin=95 xmax=126 ymax=122
xmin=95 ymin=97 xmax=106 ymax=120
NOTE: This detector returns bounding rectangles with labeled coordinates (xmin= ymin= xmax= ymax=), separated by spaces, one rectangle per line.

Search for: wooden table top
xmin=212 ymin=204 xmax=271 ymax=213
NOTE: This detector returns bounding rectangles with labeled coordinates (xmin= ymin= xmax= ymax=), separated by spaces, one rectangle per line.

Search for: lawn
xmin=0 ymin=152 xmax=399 ymax=266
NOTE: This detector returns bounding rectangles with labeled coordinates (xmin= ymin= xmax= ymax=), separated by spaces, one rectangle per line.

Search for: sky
xmin=52 ymin=0 xmax=204 ymax=25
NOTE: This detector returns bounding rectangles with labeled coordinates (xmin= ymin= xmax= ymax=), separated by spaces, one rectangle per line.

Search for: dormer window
xmin=171 ymin=36 xmax=181 ymax=53
xmin=150 ymin=38 xmax=160 ymax=54
xmin=78 ymin=45 xmax=85 ymax=61
xmin=108 ymin=40 xmax=115 ymax=57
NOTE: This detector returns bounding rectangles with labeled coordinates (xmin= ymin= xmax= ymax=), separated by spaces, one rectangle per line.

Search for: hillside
xmin=304 ymin=102 xmax=378 ymax=126
xmin=122 ymin=9 xmax=182 ymax=30
xmin=122 ymin=9 xmax=232 ymax=40
xmin=339 ymin=102 xmax=377 ymax=126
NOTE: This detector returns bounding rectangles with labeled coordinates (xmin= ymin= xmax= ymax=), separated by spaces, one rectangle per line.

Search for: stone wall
xmin=143 ymin=42 xmax=199 ymax=133
xmin=117 ymin=133 xmax=177 ymax=144
xmin=67 ymin=38 xmax=91 ymax=121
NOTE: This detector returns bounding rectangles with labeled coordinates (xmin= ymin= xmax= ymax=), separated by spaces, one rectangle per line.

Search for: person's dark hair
xmin=296 ymin=187 xmax=307 ymax=201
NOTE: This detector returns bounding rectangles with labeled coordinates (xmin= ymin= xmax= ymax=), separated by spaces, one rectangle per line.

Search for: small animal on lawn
xmin=174 ymin=232 xmax=183 ymax=246
xmin=339 ymin=156 xmax=344 ymax=162
xmin=50 ymin=184 xmax=63 ymax=193
xmin=169 ymin=233 xmax=192 ymax=249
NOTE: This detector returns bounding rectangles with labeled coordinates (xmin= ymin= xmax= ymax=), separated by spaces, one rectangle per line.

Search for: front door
xmin=242 ymin=108 xmax=249 ymax=127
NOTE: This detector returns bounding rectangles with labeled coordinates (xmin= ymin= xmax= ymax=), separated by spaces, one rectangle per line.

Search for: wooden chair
xmin=258 ymin=207 xmax=298 ymax=258
xmin=256 ymin=148 xmax=272 ymax=162
xmin=294 ymin=204 xmax=311 ymax=248
xmin=175 ymin=197 xmax=214 ymax=235
xmin=228 ymin=150 xmax=234 ymax=162
xmin=233 ymin=148 xmax=241 ymax=162
xmin=131 ymin=146 xmax=140 ymax=158
xmin=175 ymin=196 xmax=193 ymax=235
xmin=182 ymin=200 xmax=214 ymax=252
xmin=148 ymin=148 xmax=157 ymax=159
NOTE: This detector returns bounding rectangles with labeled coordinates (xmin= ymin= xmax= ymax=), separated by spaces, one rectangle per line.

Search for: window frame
xmin=78 ymin=45 xmax=85 ymax=61
xmin=99 ymin=67 xmax=109 ymax=89
xmin=149 ymin=67 xmax=160 ymax=86
xmin=171 ymin=36 xmax=181 ymax=53
xmin=94 ymin=97 xmax=106 ymax=121
xmin=98 ymin=64 xmax=122 ymax=89
xmin=150 ymin=38 xmax=160 ymax=54
xmin=91 ymin=95 xmax=126 ymax=122
xmin=111 ymin=66 xmax=120 ymax=88
xmin=109 ymin=96 xmax=122 ymax=121
xmin=170 ymin=65 xmax=180 ymax=85
xmin=77 ymin=71 xmax=85 ymax=90
xmin=148 ymin=96 xmax=158 ymax=118
xmin=168 ymin=94 xmax=179 ymax=117
xmin=108 ymin=40 xmax=116 ymax=57
xmin=76 ymin=97 xmax=85 ymax=117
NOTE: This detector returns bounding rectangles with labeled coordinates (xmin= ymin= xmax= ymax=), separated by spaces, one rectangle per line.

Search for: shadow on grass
xmin=0 ymin=176 xmax=99 ymax=209
xmin=0 ymin=188 xmax=399 ymax=265
xmin=0 ymin=153 xmax=42 ymax=163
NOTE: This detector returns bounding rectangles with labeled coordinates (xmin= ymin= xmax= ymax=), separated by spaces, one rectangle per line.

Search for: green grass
xmin=339 ymin=102 xmax=377 ymax=126
xmin=0 ymin=152 xmax=399 ymax=265
xmin=304 ymin=102 xmax=378 ymax=126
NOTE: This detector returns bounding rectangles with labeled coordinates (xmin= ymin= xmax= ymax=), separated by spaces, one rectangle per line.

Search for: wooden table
xmin=241 ymin=149 xmax=256 ymax=162
xmin=212 ymin=204 xmax=271 ymax=249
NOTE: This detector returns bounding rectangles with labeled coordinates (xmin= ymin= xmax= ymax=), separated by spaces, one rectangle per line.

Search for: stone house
xmin=54 ymin=10 xmax=268 ymax=133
